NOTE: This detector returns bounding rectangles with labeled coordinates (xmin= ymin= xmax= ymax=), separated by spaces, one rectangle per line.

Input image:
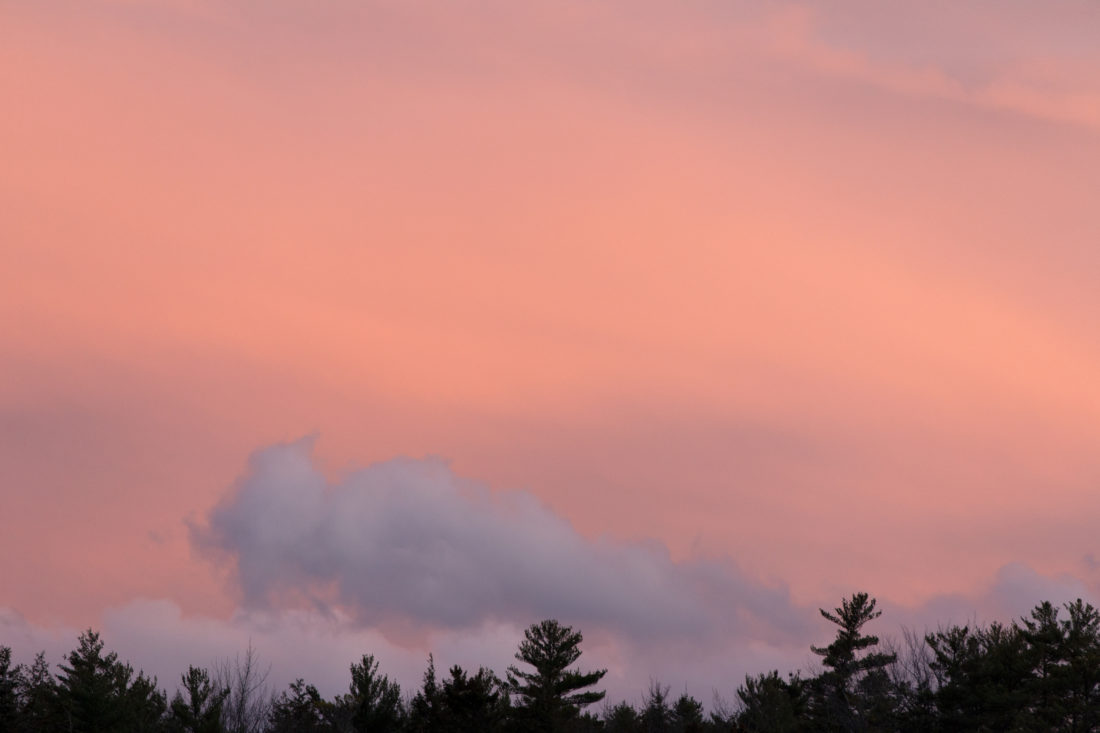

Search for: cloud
xmin=191 ymin=438 xmax=808 ymax=646
xmin=0 ymin=598 xmax=810 ymax=708
xmin=880 ymin=562 xmax=1100 ymax=642
xmin=0 ymin=599 xmax=505 ymax=701
xmin=6 ymin=561 xmax=1096 ymax=709
xmin=763 ymin=4 xmax=1100 ymax=131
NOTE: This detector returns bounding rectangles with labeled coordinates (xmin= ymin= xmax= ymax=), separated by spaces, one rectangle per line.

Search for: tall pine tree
xmin=506 ymin=619 xmax=606 ymax=733
xmin=808 ymin=592 xmax=896 ymax=731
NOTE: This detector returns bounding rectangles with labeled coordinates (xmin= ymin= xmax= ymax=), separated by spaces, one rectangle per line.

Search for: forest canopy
xmin=4 ymin=594 xmax=1100 ymax=732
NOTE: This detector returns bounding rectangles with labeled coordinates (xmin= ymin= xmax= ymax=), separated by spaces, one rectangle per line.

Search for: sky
xmin=3 ymin=0 xmax=1100 ymax=706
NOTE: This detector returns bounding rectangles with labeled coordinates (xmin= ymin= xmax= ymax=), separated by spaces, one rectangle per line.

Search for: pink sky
xmin=3 ymin=0 xmax=1100 ymax=702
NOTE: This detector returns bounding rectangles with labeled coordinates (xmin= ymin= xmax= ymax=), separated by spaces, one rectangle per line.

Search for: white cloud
xmin=191 ymin=439 xmax=808 ymax=646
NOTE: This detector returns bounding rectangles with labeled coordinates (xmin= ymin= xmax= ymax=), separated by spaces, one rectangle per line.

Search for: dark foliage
xmin=506 ymin=619 xmax=607 ymax=732
xmin=0 ymin=645 xmax=22 ymax=729
xmin=268 ymin=679 xmax=328 ymax=733
xmin=9 ymin=598 xmax=1100 ymax=732
xmin=53 ymin=629 xmax=166 ymax=733
xmin=167 ymin=666 xmax=229 ymax=733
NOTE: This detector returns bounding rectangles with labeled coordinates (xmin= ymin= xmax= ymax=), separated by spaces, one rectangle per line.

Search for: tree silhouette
xmin=602 ymin=701 xmax=641 ymax=732
xmin=671 ymin=692 xmax=705 ymax=732
xmin=167 ymin=666 xmax=228 ymax=733
xmin=439 ymin=664 xmax=505 ymax=732
xmin=214 ymin=642 xmax=271 ymax=733
xmin=642 ymin=680 xmax=673 ymax=732
xmin=506 ymin=619 xmax=606 ymax=732
xmin=927 ymin=620 xmax=1029 ymax=730
xmin=0 ymin=646 xmax=22 ymax=727
xmin=125 ymin=670 xmax=168 ymax=732
xmin=268 ymin=679 xmax=328 ymax=733
xmin=736 ymin=670 xmax=807 ymax=732
xmin=16 ymin=595 xmax=1100 ymax=731
xmin=1058 ymin=599 xmax=1100 ymax=731
xmin=808 ymin=592 xmax=895 ymax=731
xmin=340 ymin=653 xmax=403 ymax=732
xmin=407 ymin=655 xmax=443 ymax=733
xmin=16 ymin=651 xmax=62 ymax=732
xmin=55 ymin=629 xmax=165 ymax=733
xmin=1019 ymin=600 xmax=1067 ymax=729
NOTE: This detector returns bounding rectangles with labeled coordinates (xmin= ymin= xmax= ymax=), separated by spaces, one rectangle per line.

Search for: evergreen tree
xmin=602 ymin=701 xmax=641 ymax=733
xmin=1019 ymin=600 xmax=1067 ymax=729
xmin=927 ymin=621 xmax=1031 ymax=730
xmin=123 ymin=670 xmax=168 ymax=732
xmin=406 ymin=656 xmax=442 ymax=733
xmin=167 ymin=666 xmax=228 ymax=733
xmin=671 ymin=693 xmax=705 ymax=733
xmin=439 ymin=664 xmax=505 ymax=732
xmin=21 ymin=593 xmax=1100 ymax=732
xmin=0 ymin=646 xmax=23 ymax=729
xmin=571 ymin=710 xmax=605 ymax=733
xmin=58 ymin=630 xmax=118 ymax=731
xmin=736 ymin=670 xmax=807 ymax=732
xmin=642 ymin=681 xmax=673 ymax=733
xmin=1058 ymin=599 xmax=1100 ymax=732
xmin=267 ymin=679 xmax=328 ymax=733
xmin=16 ymin=651 xmax=62 ymax=733
xmin=506 ymin=619 xmax=607 ymax=733
xmin=807 ymin=593 xmax=896 ymax=731
xmin=55 ymin=629 xmax=165 ymax=733
xmin=56 ymin=630 xmax=121 ymax=731
xmin=337 ymin=653 xmax=403 ymax=733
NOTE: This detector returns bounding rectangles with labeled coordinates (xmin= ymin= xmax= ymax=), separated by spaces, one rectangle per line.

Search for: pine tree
xmin=1019 ymin=601 xmax=1067 ymax=729
xmin=167 ymin=666 xmax=228 ymax=733
xmin=267 ymin=679 xmax=328 ymax=733
xmin=808 ymin=593 xmax=896 ymax=731
xmin=439 ymin=664 xmax=505 ymax=732
xmin=339 ymin=653 xmax=403 ymax=733
xmin=506 ymin=619 xmax=606 ymax=733
xmin=642 ymin=681 xmax=673 ymax=733
xmin=406 ymin=655 xmax=442 ymax=733
xmin=602 ymin=701 xmax=641 ymax=733
xmin=736 ymin=670 xmax=807 ymax=732
xmin=16 ymin=651 xmax=62 ymax=732
xmin=56 ymin=630 xmax=129 ymax=732
xmin=671 ymin=693 xmax=704 ymax=733
xmin=1059 ymin=599 xmax=1100 ymax=731
xmin=0 ymin=646 xmax=23 ymax=729
xmin=927 ymin=621 xmax=1030 ymax=730
xmin=123 ymin=670 xmax=168 ymax=732
xmin=55 ymin=629 xmax=165 ymax=733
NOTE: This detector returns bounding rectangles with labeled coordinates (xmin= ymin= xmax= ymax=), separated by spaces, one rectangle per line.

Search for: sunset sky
xmin=3 ymin=0 xmax=1100 ymax=704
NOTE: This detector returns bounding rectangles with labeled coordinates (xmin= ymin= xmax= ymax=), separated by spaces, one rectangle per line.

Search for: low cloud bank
xmin=886 ymin=562 xmax=1100 ymax=637
xmin=192 ymin=439 xmax=807 ymax=646
xmin=8 ymin=440 xmax=1096 ymax=707
xmin=0 ymin=599 xmax=814 ymax=708
xmin=4 ymin=562 xmax=1097 ymax=708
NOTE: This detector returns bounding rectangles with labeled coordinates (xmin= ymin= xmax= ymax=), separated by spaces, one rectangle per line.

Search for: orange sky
xmin=3 ymin=0 xmax=1100 ymax=698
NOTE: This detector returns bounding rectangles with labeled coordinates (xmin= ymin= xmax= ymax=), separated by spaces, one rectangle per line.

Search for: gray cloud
xmin=879 ymin=562 xmax=1100 ymax=644
xmin=6 ymin=560 xmax=1097 ymax=709
xmin=192 ymin=438 xmax=807 ymax=645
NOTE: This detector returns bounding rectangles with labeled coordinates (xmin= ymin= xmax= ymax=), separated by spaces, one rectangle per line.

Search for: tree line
xmin=4 ymin=593 xmax=1100 ymax=731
